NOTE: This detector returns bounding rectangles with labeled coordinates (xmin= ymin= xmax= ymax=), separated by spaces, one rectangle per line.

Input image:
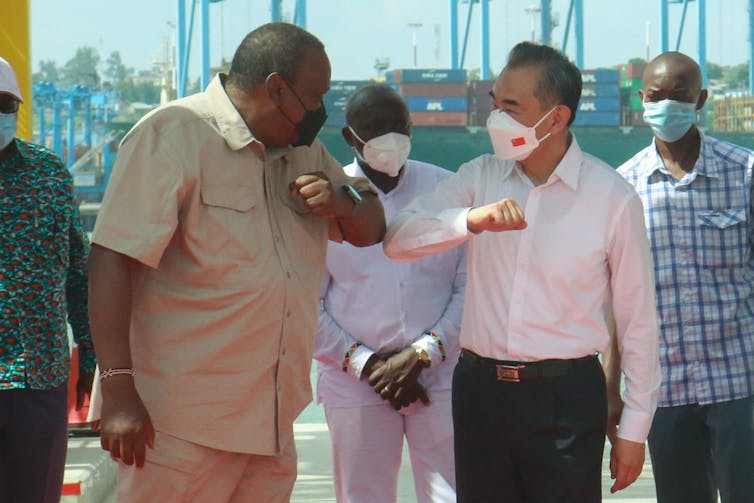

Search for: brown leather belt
xmin=459 ymin=349 xmax=597 ymax=383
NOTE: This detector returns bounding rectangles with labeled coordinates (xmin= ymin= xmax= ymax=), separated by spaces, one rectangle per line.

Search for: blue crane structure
xmin=449 ymin=0 xmax=754 ymax=94
xmin=32 ymin=83 xmax=120 ymax=202
xmin=174 ymin=1 xmax=754 ymax=95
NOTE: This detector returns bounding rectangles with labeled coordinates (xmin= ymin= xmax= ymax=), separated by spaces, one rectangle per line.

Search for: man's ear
xmin=549 ymin=104 xmax=572 ymax=134
xmin=264 ymin=72 xmax=286 ymax=105
xmin=696 ymin=89 xmax=709 ymax=110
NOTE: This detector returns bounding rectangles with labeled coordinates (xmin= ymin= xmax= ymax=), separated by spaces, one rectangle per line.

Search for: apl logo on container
xmin=580 ymin=101 xmax=597 ymax=111
xmin=426 ymin=100 xmax=445 ymax=111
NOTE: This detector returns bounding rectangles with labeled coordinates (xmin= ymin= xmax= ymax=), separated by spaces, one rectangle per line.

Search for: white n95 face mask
xmin=487 ymin=107 xmax=555 ymax=161
xmin=348 ymin=126 xmax=411 ymax=178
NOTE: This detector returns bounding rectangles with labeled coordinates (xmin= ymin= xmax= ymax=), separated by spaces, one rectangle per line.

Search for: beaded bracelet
xmin=423 ymin=330 xmax=447 ymax=362
xmin=342 ymin=342 xmax=363 ymax=372
xmin=99 ymin=367 xmax=135 ymax=380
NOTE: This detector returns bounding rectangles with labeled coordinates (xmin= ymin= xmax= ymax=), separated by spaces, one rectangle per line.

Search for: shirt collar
xmin=641 ymin=132 xmax=719 ymax=179
xmin=508 ymin=135 xmax=583 ymax=190
xmin=205 ymin=74 xmax=287 ymax=160
xmin=550 ymin=136 xmax=583 ymax=190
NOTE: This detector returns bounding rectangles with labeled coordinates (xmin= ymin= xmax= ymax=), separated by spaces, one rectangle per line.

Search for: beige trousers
xmin=116 ymin=429 xmax=297 ymax=503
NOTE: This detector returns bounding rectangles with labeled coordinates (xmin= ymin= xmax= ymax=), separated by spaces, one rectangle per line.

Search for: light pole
xmin=525 ymin=3 xmax=541 ymax=42
xmin=408 ymin=22 xmax=423 ymax=68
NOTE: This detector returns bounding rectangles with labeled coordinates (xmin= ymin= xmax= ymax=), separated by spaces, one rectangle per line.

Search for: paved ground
xmin=67 ymin=406 xmax=660 ymax=503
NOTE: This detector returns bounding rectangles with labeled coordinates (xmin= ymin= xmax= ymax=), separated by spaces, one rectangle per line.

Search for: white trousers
xmin=324 ymin=390 xmax=455 ymax=503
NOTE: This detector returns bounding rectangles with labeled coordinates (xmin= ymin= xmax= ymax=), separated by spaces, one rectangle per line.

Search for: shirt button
xmin=286 ymin=271 xmax=292 ymax=279
xmin=281 ymin=347 xmax=287 ymax=355
xmin=286 ymin=310 xmax=291 ymax=318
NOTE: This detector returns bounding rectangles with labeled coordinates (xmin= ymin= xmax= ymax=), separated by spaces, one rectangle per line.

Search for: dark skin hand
xmin=367 ymin=347 xmax=430 ymax=410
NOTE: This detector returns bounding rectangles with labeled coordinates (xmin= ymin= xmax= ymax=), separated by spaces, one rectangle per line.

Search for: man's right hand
xmin=467 ymin=198 xmax=527 ymax=233
xmin=100 ymin=378 xmax=155 ymax=468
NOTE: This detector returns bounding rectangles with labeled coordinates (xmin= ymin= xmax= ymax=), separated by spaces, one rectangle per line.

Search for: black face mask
xmin=293 ymin=102 xmax=327 ymax=147
xmin=280 ymin=79 xmax=328 ymax=147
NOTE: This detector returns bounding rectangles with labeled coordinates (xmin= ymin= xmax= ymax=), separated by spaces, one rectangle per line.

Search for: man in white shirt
xmin=383 ymin=42 xmax=660 ymax=502
xmin=315 ymin=83 xmax=464 ymax=503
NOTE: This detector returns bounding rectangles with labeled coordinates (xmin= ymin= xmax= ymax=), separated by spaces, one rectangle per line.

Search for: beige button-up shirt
xmin=92 ymin=74 xmax=371 ymax=455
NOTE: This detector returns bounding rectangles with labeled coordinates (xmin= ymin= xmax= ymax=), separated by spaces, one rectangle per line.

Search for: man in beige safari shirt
xmin=87 ymin=23 xmax=385 ymax=502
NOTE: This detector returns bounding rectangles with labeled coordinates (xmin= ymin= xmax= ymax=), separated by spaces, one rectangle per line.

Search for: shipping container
xmin=394 ymin=83 xmax=468 ymax=97
xmin=324 ymin=93 xmax=349 ymax=113
xmin=578 ymin=97 xmax=621 ymax=112
xmin=386 ymin=68 xmax=468 ymax=84
xmin=581 ymin=69 xmax=620 ymax=84
xmin=627 ymin=109 xmax=648 ymax=127
xmin=582 ymin=83 xmax=620 ymax=98
xmin=620 ymin=84 xmax=644 ymax=111
xmin=469 ymin=80 xmax=495 ymax=94
xmin=621 ymin=62 xmax=646 ymax=80
xmin=329 ymin=80 xmax=372 ymax=94
xmin=410 ymin=111 xmax=468 ymax=127
xmin=406 ymin=96 xmax=468 ymax=113
xmin=573 ymin=111 xmax=621 ymax=127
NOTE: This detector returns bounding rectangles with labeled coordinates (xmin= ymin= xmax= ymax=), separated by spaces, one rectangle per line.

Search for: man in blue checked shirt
xmin=608 ymin=51 xmax=754 ymax=503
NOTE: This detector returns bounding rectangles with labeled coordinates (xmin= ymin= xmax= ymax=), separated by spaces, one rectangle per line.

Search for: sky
xmin=29 ymin=0 xmax=753 ymax=82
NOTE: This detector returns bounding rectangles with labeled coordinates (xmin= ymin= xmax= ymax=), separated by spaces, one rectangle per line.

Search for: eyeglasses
xmin=0 ymin=99 xmax=20 ymax=114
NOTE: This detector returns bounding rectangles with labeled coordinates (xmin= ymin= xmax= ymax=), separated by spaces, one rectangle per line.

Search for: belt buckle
xmin=496 ymin=364 xmax=524 ymax=382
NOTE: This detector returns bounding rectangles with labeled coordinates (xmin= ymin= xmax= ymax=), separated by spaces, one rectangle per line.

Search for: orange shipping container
xmin=411 ymin=111 xmax=468 ymax=127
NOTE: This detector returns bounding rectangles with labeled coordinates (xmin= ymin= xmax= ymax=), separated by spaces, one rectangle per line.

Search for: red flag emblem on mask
xmin=511 ymin=137 xmax=526 ymax=147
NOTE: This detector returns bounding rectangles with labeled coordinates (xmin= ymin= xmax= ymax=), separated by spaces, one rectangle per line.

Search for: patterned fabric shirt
xmin=0 ymin=138 xmax=93 ymax=390
xmin=618 ymin=133 xmax=754 ymax=407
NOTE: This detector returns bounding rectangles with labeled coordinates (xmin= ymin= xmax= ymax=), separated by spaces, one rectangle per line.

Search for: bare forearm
xmin=338 ymin=194 xmax=386 ymax=247
xmin=88 ymin=244 xmax=136 ymax=371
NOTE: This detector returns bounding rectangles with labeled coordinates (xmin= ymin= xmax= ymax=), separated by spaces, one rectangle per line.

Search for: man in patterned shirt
xmin=609 ymin=51 xmax=754 ymax=502
xmin=0 ymin=56 xmax=94 ymax=503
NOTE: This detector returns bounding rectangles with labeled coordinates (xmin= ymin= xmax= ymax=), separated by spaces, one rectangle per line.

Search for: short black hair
xmin=505 ymin=42 xmax=582 ymax=126
xmin=227 ymin=22 xmax=324 ymax=89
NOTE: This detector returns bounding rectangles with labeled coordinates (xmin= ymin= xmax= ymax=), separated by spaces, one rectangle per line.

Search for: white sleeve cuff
xmin=412 ymin=332 xmax=446 ymax=368
xmin=344 ymin=345 xmax=375 ymax=380
xmin=617 ymin=406 xmax=654 ymax=443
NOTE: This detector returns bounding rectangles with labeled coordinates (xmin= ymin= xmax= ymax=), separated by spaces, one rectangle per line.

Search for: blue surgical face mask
xmin=0 ymin=112 xmax=17 ymax=150
xmin=642 ymin=99 xmax=698 ymax=142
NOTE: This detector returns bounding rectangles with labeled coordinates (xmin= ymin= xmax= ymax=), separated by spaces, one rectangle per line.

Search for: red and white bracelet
xmin=98 ymin=367 xmax=135 ymax=380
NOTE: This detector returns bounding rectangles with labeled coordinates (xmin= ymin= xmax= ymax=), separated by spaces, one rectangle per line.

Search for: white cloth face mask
xmin=486 ymin=107 xmax=555 ymax=161
xmin=348 ymin=126 xmax=411 ymax=177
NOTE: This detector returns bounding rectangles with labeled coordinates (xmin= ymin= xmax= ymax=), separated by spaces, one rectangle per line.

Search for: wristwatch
xmin=414 ymin=346 xmax=431 ymax=368
xmin=342 ymin=184 xmax=363 ymax=206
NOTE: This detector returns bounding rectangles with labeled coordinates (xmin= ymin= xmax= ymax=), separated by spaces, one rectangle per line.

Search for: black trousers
xmin=649 ymin=396 xmax=754 ymax=503
xmin=453 ymin=352 xmax=607 ymax=503
xmin=0 ymin=384 xmax=69 ymax=503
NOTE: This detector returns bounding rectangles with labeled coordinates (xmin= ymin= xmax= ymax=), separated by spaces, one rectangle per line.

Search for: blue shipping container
xmin=406 ymin=96 xmax=468 ymax=113
xmin=573 ymin=111 xmax=620 ymax=127
xmin=324 ymin=93 xmax=350 ymax=112
xmin=386 ymin=68 xmax=468 ymax=84
xmin=329 ymin=80 xmax=372 ymax=93
xmin=581 ymin=83 xmax=620 ymax=98
xmin=581 ymin=69 xmax=620 ymax=84
xmin=578 ymin=97 xmax=620 ymax=112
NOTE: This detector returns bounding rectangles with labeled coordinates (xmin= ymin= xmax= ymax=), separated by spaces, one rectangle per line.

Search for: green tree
xmin=62 ymin=46 xmax=101 ymax=89
xmin=725 ymin=62 xmax=749 ymax=90
xmin=114 ymin=79 xmax=161 ymax=104
xmin=32 ymin=59 xmax=60 ymax=84
xmin=628 ymin=57 xmax=647 ymax=64
xmin=104 ymin=51 xmax=133 ymax=83
xmin=707 ymin=62 xmax=724 ymax=81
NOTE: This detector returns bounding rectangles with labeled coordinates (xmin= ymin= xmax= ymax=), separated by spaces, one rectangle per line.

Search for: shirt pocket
xmin=697 ymin=208 xmax=748 ymax=267
xmin=199 ymin=186 xmax=260 ymax=262
xmin=0 ymin=194 xmax=65 ymax=272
